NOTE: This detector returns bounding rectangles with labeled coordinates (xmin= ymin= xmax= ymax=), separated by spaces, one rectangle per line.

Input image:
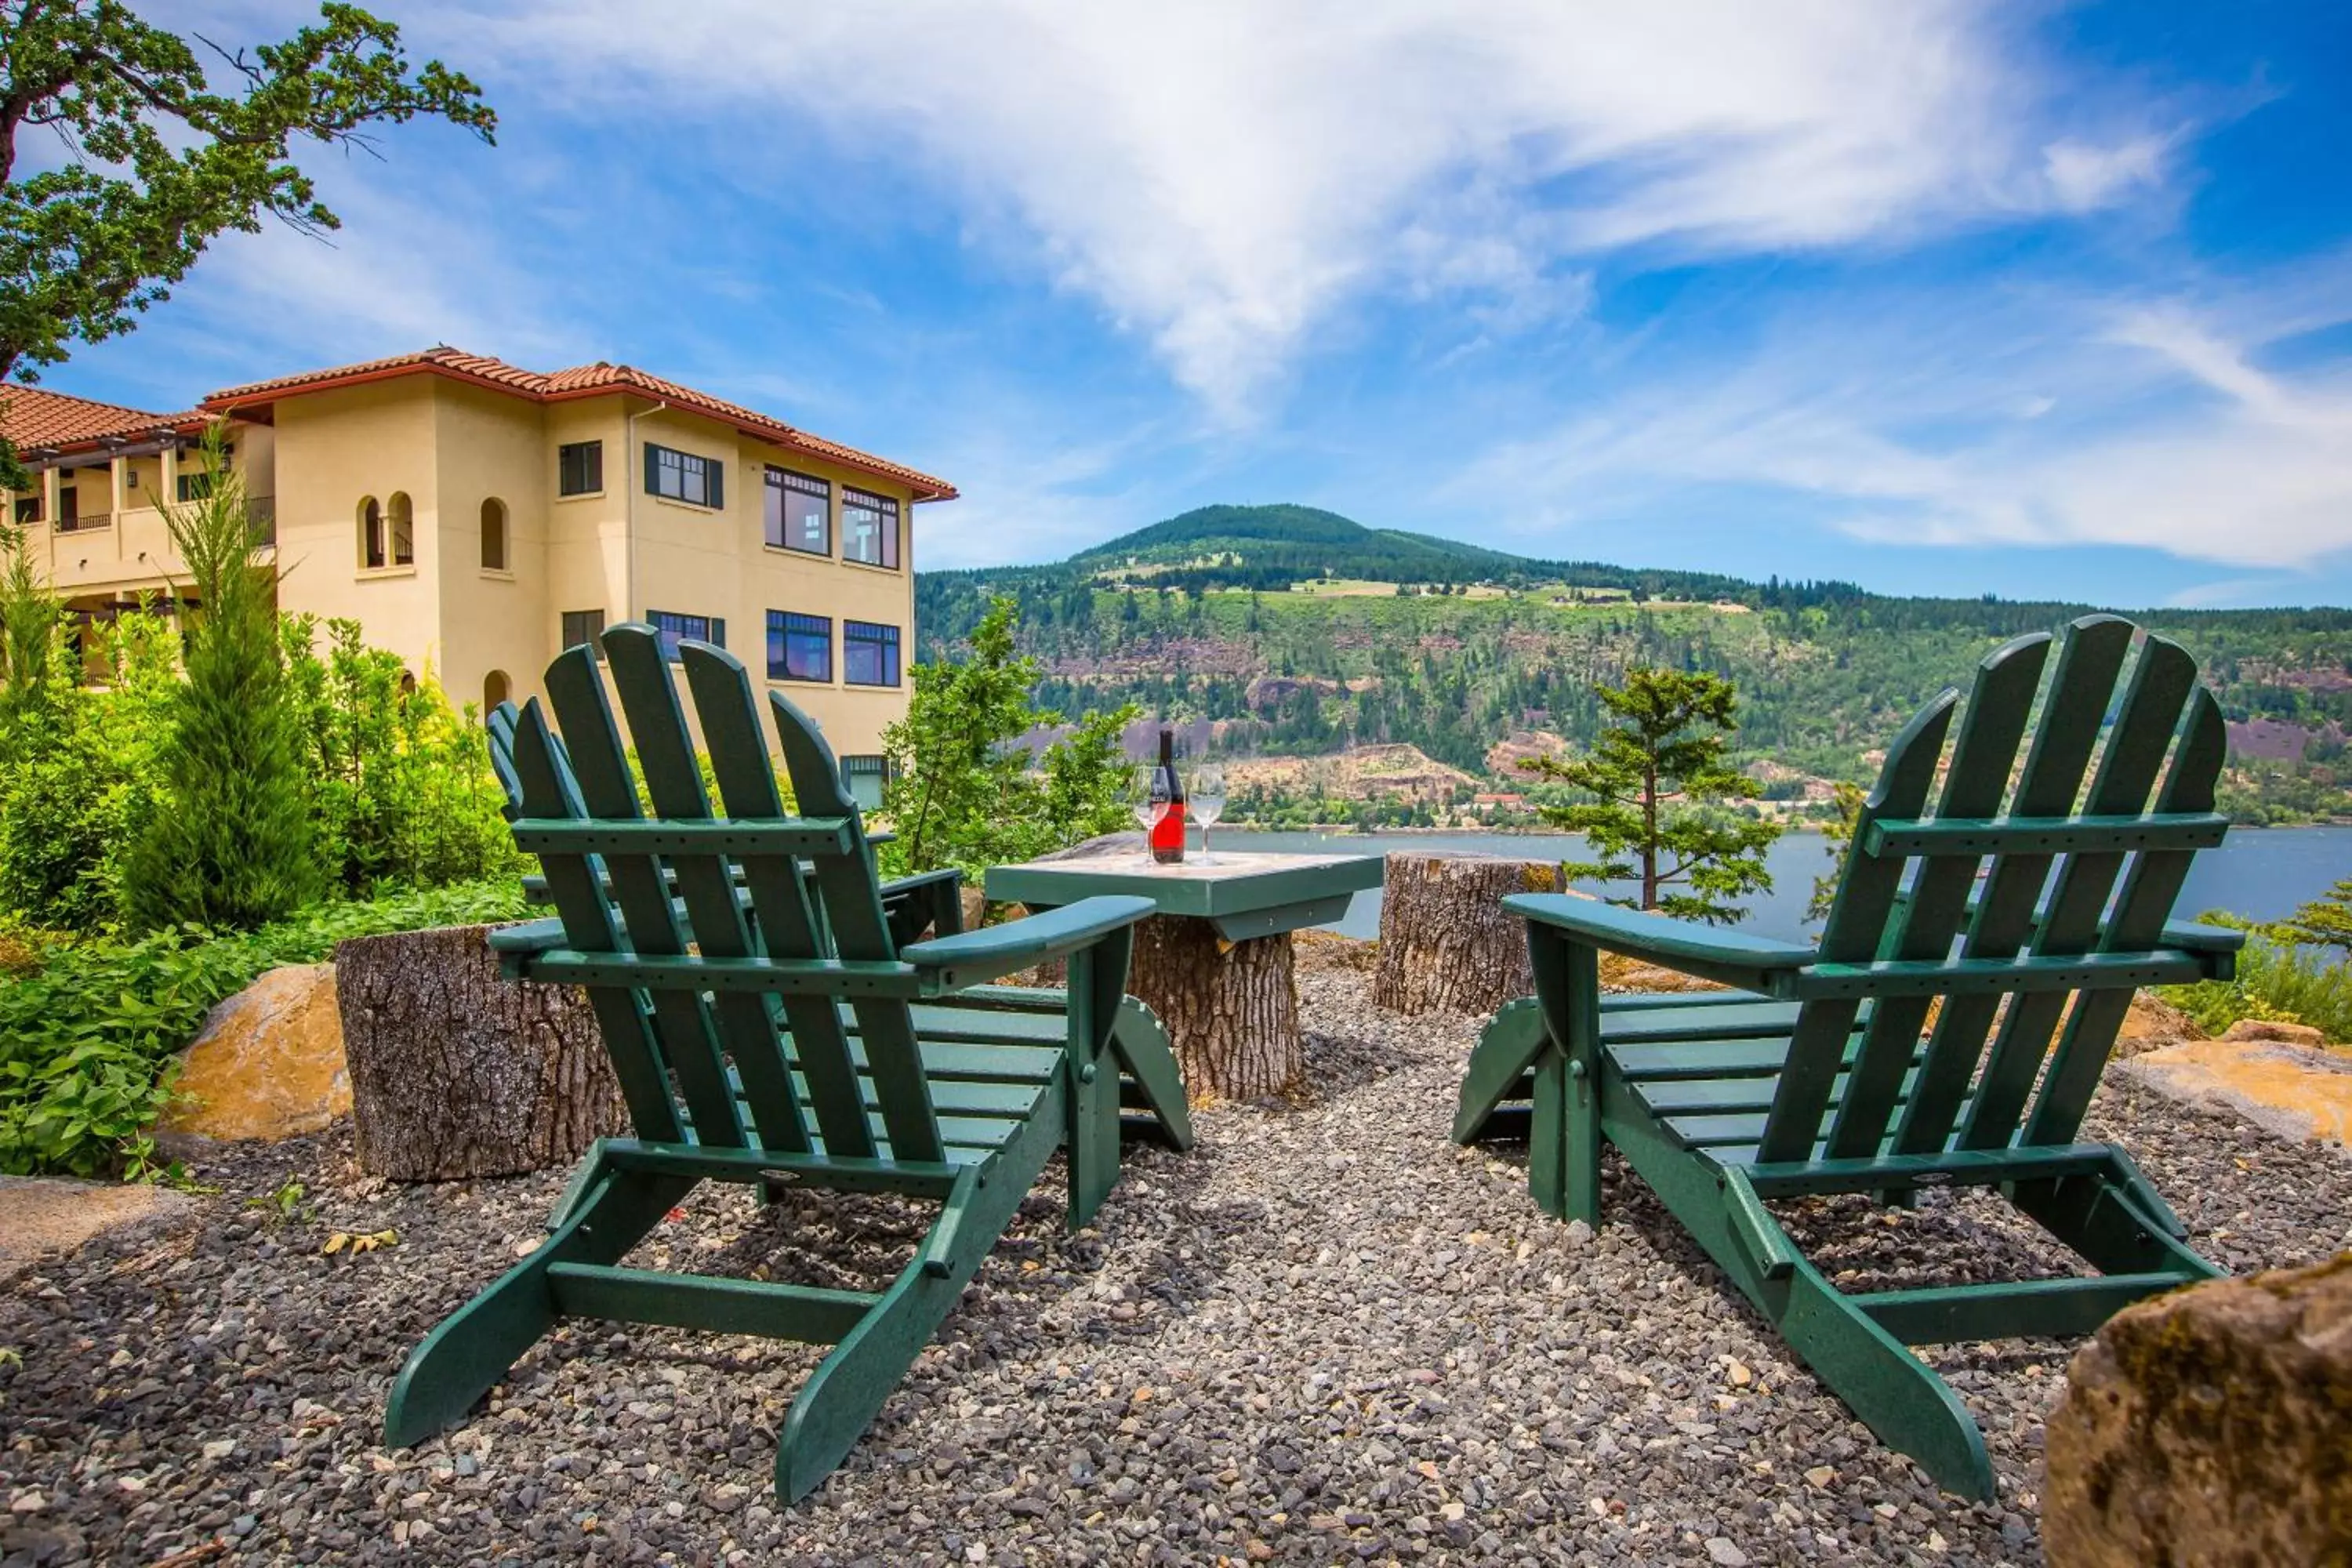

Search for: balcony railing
xmin=55 ymin=513 xmax=111 ymax=533
xmin=248 ymin=494 xmax=276 ymax=546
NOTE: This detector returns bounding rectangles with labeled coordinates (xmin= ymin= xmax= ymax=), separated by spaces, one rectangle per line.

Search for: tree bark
xmin=1372 ymin=853 xmax=1570 ymax=1017
xmin=1125 ymin=913 xmax=1300 ymax=1103
xmin=336 ymin=923 xmax=628 ymax=1181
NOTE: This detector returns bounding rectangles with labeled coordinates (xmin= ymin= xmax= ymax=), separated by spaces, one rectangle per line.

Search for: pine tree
xmin=1519 ymin=666 xmax=1781 ymax=924
xmin=121 ymin=429 xmax=321 ymax=930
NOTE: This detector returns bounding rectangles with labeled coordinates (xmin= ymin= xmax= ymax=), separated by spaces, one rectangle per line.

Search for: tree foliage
xmin=877 ymin=596 xmax=1138 ymax=882
xmin=1806 ymin=780 xmax=1866 ymax=923
xmin=1518 ymin=666 xmax=1781 ymax=923
xmin=1 ymin=0 xmax=494 ymax=478
xmin=2270 ymin=877 xmax=2352 ymax=956
xmin=118 ymin=429 xmax=323 ymax=929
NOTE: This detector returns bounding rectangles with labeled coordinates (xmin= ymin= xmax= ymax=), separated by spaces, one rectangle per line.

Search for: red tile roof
xmin=201 ymin=346 xmax=957 ymax=500
xmin=0 ymin=385 xmax=204 ymax=452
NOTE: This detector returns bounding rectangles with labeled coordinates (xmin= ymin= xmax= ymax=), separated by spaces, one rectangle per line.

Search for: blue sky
xmin=48 ymin=0 xmax=2352 ymax=607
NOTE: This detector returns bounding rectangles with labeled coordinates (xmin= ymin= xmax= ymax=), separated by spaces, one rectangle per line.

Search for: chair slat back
xmin=746 ymin=679 xmax=944 ymax=1164
xmin=1761 ymin=615 xmax=2225 ymax=1164
xmin=486 ymin=700 xmax=524 ymax=821
xmin=541 ymin=643 xmax=750 ymax=1149
xmin=679 ymin=641 xmax=902 ymax=1160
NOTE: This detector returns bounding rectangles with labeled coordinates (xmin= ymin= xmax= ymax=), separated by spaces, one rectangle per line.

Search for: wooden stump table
xmin=986 ymin=843 xmax=1383 ymax=1103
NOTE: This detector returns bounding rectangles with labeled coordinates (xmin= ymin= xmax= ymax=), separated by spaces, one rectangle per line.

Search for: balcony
xmin=55 ymin=512 xmax=111 ymax=534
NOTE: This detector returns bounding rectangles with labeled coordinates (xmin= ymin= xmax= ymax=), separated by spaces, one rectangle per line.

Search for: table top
xmin=985 ymin=846 xmax=1384 ymax=920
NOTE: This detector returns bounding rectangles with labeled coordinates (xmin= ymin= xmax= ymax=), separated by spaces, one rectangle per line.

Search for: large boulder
xmin=2118 ymin=1031 xmax=2352 ymax=1150
xmin=2043 ymin=1253 xmax=2352 ymax=1568
xmin=155 ymin=963 xmax=349 ymax=1142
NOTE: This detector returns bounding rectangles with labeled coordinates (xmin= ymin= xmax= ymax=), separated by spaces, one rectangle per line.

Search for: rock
xmin=1704 ymin=1539 xmax=1749 ymax=1566
xmin=0 ymin=1175 xmax=194 ymax=1287
xmin=2220 ymin=1018 xmax=2328 ymax=1047
xmin=2114 ymin=991 xmax=2204 ymax=1057
xmin=156 ymin=964 xmax=348 ymax=1142
xmin=2043 ymin=1252 xmax=2352 ymax=1568
xmin=2118 ymin=1034 xmax=2352 ymax=1149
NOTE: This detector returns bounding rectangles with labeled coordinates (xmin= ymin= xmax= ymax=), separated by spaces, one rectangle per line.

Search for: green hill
xmin=916 ymin=505 xmax=2352 ymax=824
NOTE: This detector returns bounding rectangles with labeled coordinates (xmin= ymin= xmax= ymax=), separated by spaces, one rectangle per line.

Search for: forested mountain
xmin=916 ymin=506 xmax=2352 ymax=821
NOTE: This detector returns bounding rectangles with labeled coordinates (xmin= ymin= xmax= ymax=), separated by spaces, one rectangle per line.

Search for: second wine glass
xmin=1127 ymin=763 xmax=1170 ymax=855
xmin=1188 ymin=763 xmax=1226 ymax=866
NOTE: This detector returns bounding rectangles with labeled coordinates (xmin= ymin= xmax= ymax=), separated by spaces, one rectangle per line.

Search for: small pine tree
xmin=1518 ymin=666 xmax=1781 ymax=924
xmin=121 ymin=429 xmax=322 ymax=930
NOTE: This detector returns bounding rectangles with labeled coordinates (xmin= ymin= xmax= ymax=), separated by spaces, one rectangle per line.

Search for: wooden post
xmin=1125 ymin=915 xmax=1300 ymax=1102
xmin=1372 ymin=853 xmax=1569 ymax=1017
xmin=337 ymin=923 xmax=628 ymax=1181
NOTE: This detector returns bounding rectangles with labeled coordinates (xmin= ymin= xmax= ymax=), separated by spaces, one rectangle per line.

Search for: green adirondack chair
xmin=1452 ymin=614 xmax=2243 ymax=1497
xmin=390 ymin=623 xmax=1195 ymax=1501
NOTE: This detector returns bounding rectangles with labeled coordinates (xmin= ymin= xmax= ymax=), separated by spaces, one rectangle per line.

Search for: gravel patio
xmin=4 ymin=952 xmax=2349 ymax=1566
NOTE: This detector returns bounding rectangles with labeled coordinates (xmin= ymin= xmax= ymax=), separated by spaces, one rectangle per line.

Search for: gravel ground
xmin=5 ymin=964 xmax=2350 ymax=1567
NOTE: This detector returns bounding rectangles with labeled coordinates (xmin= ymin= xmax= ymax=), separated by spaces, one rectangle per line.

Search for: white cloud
xmin=2042 ymin=135 xmax=2169 ymax=210
xmin=1450 ymin=271 xmax=2352 ymax=575
xmin=470 ymin=1 xmax=2167 ymax=412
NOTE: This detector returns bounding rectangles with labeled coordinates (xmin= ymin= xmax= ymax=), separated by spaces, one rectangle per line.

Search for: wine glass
xmin=1127 ymin=764 xmax=1170 ymax=855
xmin=1189 ymin=763 xmax=1227 ymax=866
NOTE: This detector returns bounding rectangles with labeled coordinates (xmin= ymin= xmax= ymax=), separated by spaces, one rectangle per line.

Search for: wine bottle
xmin=1149 ymin=728 xmax=1187 ymax=865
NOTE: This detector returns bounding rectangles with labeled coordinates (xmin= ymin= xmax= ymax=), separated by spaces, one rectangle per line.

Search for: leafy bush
xmin=282 ymin=615 xmax=521 ymax=894
xmin=0 ymin=880 xmax=532 ymax=1178
xmin=877 ymin=596 xmax=1136 ymax=880
xmin=2162 ymin=913 xmax=2352 ymax=1046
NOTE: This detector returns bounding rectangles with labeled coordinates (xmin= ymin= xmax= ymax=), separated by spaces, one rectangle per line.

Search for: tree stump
xmin=1127 ymin=915 xmax=1300 ymax=1102
xmin=336 ymin=923 xmax=627 ymax=1181
xmin=1372 ymin=854 xmax=1569 ymax=1016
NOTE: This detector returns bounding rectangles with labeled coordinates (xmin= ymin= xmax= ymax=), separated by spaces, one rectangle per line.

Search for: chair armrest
xmin=488 ymin=917 xmax=568 ymax=961
xmin=1501 ymin=893 xmax=1817 ymax=995
xmin=2161 ymin=919 xmax=2246 ymax=956
xmin=902 ymin=895 xmax=1156 ymax=991
xmin=881 ymin=866 xmax=967 ymax=942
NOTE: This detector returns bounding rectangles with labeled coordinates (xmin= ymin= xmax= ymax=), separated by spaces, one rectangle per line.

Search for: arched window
xmin=388 ymin=492 xmax=415 ymax=566
xmin=358 ymin=496 xmax=384 ymax=568
xmin=479 ymin=497 xmax=508 ymax=572
xmin=483 ymin=669 xmax=510 ymax=710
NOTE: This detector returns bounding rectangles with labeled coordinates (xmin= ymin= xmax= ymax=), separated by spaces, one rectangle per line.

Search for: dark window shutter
xmin=644 ymin=441 xmax=661 ymax=495
xmin=710 ymin=616 xmax=725 ymax=648
xmin=707 ymin=461 xmax=724 ymax=511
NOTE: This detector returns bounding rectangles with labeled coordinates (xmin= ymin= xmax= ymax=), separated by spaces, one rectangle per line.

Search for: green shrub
xmin=282 ymin=615 xmax=522 ymax=895
xmin=0 ymin=880 xmax=532 ymax=1178
xmin=2162 ymin=913 xmax=2352 ymax=1045
xmin=121 ymin=435 xmax=325 ymax=929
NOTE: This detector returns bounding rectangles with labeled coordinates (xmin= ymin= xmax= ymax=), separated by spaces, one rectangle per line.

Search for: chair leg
xmin=1526 ymin=936 xmax=1602 ymax=1224
xmin=1064 ymin=944 xmax=1127 ymax=1230
xmin=775 ymin=1090 xmax=1064 ymax=1501
xmin=384 ymin=1163 xmax=686 ymax=1448
xmin=1109 ymin=997 xmax=1193 ymax=1151
xmin=1775 ymin=1258 xmax=1996 ymax=1500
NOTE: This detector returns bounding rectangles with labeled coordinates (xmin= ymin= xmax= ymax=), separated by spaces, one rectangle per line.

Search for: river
xmin=1203 ymin=823 xmax=2352 ymax=943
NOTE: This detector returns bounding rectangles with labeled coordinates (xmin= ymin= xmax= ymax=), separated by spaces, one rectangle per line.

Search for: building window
xmin=648 ymin=610 xmax=725 ymax=662
xmin=13 ymin=495 xmax=39 ymax=525
xmin=844 ymin=619 xmax=900 ymax=687
xmin=842 ymin=755 xmax=888 ymax=812
xmin=561 ymin=609 xmax=606 ymax=657
xmin=175 ymin=471 xmax=212 ymax=503
xmin=558 ymin=440 xmax=603 ymax=496
xmin=483 ymin=670 xmax=510 ymax=711
xmin=387 ymin=492 xmax=416 ymax=565
xmin=841 ymin=488 xmax=899 ymax=568
xmin=766 ymin=610 xmax=831 ymax=682
xmin=358 ymin=496 xmax=384 ymax=568
xmin=764 ymin=466 xmax=830 ymax=554
xmin=480 ymin=498 xmax=509 ymax=571
xmin=57 ymin=485 xmax=79 ymax=528
xmin=644 ymin=443 xmax=723 ymax=509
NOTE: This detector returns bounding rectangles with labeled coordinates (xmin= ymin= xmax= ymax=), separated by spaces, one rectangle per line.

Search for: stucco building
xmin=0 ymin=347 xmax=955 ymax=800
